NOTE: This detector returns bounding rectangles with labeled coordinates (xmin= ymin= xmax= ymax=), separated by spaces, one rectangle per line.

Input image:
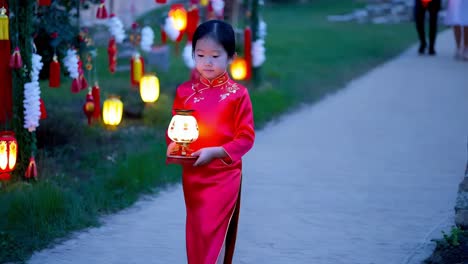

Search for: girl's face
xmin=194 ymin=37 xmax=230 ymax=80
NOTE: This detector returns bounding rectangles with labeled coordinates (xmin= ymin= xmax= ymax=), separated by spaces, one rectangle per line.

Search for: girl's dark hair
xmin=192 ymin=20 xmax=236 ymax=58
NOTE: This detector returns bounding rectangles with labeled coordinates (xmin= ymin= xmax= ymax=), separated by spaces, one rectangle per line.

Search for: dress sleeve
xmin=221 ymin=89 xmax=255 ymax=164
xmin=166 ymin=87 xmax=184 ymax=146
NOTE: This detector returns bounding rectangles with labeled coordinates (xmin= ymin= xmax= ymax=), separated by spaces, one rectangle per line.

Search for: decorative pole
xmin=10 ymin=0 xmax=36 ymax=179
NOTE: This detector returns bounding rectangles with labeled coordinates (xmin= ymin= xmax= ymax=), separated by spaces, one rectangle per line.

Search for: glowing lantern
xmin=0 ymin=131 xmax=17 ymax=180
xmin=200 ymin=0 xmax=209 ymax=6
xmin=169 ymin=4 xmax=188 ymax=31
xmin=167 ymin=109 xmax=199 ymax=158
xmin=421 ymin=0 xmax=432 ymax=7
xmin=102 ymin=96 xmax=123 ymax=126
xmin=230 ymin=57 xmax=248 ymax=80
xmin=140 ymin=74 xmax=160 ymax=103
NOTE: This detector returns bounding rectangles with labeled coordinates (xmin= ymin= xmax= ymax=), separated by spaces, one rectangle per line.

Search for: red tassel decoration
xmin=83 ymin=91 xmax=95 ymax=125
xmin=49 ymin=54 xmax=60 ymax=87
xmin=39 ymin=98 xmax=47 ymax=120
xmin=244 ymin=27 xmax=252 ymax=80
xmin=91 ymin=83 xmax=101 ymax=120
xmin=38 ymin=0 xmax=52 ymax=6
xmin=186 ymin=7 xmax=199 ymax=42
xmin=78 ymin=58 xmax=87 ymax=91
xmin=96 ymin=0 xmax=108 ymax=19
xmin=161 ymin=28 xmax=167 ymax=44
xmin=9 ymin=47 xmax=22 ymax=69
xmin=71 ymin=78 xmax=81 ymax=93
xmin=25 ymin=157 xmax=38 ymax=179
xmin=107 ymin=38 xmax=117 ymax=73
xmin=155 ymin=0 xmax=166 ymax=3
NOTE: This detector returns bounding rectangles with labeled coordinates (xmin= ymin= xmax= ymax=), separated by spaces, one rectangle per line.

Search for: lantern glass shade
xmin=102 ymin=96 xmax=124 ymax=126
xmin=140 ymin=74 xmax=160 ymax=103
xmin=230 ymin=57 xmax=247 ymax=80
xmin=0 ymin=131 xmax=17 ymax=175
xmin=168 ymin=110 xmax=199 ymax=144
xmin=169 ymin=5 xmax=188 ymax=31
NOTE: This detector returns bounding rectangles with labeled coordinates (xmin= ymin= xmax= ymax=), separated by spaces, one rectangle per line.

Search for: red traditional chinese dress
xmin=167 ymin=72 xmax=255 ymax=264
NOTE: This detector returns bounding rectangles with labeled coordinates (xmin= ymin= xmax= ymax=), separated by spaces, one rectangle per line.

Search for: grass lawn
xmin=0 ymin=1 xmax=417 ymax=262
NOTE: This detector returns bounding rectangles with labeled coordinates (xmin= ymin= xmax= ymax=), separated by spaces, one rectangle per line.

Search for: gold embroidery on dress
xmin=219 ymin=83 xmax=240 ymax=102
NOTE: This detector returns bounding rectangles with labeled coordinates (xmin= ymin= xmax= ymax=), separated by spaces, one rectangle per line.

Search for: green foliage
xmin=441 ymin=226 xmax=465 ymax=247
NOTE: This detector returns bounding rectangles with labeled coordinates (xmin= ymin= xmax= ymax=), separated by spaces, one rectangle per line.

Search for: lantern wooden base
xmin=167 ymin=143 xmax=197 ymax=165
xmin=166 ymin=154 xmax=197 ymax=165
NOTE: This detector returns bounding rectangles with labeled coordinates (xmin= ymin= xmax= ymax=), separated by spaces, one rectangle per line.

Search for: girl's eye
xmin=213 ymin=55 xmax=219 ymax=58
xmin=197 ymin=54 xmax=204 ymax=58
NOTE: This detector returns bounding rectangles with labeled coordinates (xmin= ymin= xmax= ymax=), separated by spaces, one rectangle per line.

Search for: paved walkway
xmin=28 ymin=30 xmax=468 ymax=264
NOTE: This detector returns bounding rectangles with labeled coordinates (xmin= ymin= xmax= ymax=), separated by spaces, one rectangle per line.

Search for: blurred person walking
xmin=445 ymin=0 xmax=468 ymax=60
xmin=414 ymin=0 xmax=442 ymax=55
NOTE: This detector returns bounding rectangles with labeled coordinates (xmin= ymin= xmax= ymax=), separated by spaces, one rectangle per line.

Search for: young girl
xmin=167 ymin=20 xmax=255 ymax=264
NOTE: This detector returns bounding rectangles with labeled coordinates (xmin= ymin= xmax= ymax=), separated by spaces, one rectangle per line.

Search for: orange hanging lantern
xmin=83 ymin=91 xmax=95 ymax=125
xmin=130 ymin=53 xmax=144 ymax=86
xmin=102 ymin=96 xmax=123 ymax=127
xmin=230 ymin=57 xmax=248 ymax=81
xmin=140 ymin=74 xmax=160 ymax=103
xmin=0 ymin=131 xmax=17 ymax=181
xmin=169 ymin=4 xmax=188 ymax=32
xmin=0 ymin=6 xmax=9 ymax=40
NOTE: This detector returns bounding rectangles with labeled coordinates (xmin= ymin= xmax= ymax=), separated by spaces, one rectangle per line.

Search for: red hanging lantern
xmin=38 ymin=0 xmax=52 ymax=6
xmin=244 ymin=27 xmax=252 ymax=80
xmin=9 ymin=47 xmax=22 ymax=69
xmin=40 ymin=98 xmax=47 ymax=120
xmin=83 ymin=91 xmax=95 ymax=125
xmin=49 ymin=54 xmax=60 ymax=87
xmin=25 ymin=156 xmax=37 ymax=179
xmin=421 ymin=0 xmax=432 ymax=7
xmin=155 ymin=0 xmax=166 ymax=3
xmin=92 ymin=83 xmax=101 ymax=120
xmin=0 ymin=131 xmax=17 ymax=181
xmin=96 ymin=0 xmax=108 ymax=19
xmin=186 ymin=6 xmax=199 ymax=42
xmin=0 ymin=4 xmax=12 ymax=123
xmin=107 ymin=38 xmax=117 ymax=73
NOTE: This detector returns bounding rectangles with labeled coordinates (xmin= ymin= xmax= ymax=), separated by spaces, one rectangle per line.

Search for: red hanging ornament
xmin=38 ymin=0 xmax=52 ymax=6
xmin=25 ymin=156 xmax=38 ymax=180
xmin=186 ymin=7 xmax=199 ymax=42
xmin=161 ymin=27 xmax=167 ymax=44
xmin=0 ymin=4 xmax=12 ymax=123
xmin=91 ymin=83 xmax=101 ymax=120
xmin=244 ymin=27 xmax=252 ymax=80
xmin=9 ymin=47 xmax=22 ymax=69
xmin=96 ymin=0 xmax=108 ymax=19
xmin=39 ymin=98 xmax=47 ymax=119
xmin=49 ymin=54 xmax=60 ymax=87
xmin=155 ymin=0 xmax=166 ymax=3
xmin=71 ymin=78 xmax=81 ymax=93
xmin=78 ymin=58 xmax=88 ymax=91
xmin=107 ymin=37 xmax=117 ymax=73
xmin=83 ymin=91 xmax=95 ymax=125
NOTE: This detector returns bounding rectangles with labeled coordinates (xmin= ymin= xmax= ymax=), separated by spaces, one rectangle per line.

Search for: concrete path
xmin=28 ymin=30 xmax=468 ymax=264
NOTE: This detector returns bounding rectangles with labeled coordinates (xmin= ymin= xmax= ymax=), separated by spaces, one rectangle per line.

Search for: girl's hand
xmin=167 ymin=142 xmax=177 ymax=156
xmin=191 ymin=147 xmax=226 ymax=166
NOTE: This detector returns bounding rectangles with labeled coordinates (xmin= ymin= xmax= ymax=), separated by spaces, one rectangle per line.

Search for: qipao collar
xmin=199 ymin=72 xmax=230 ymax=87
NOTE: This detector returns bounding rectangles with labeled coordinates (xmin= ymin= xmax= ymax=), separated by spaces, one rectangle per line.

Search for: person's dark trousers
xmin=414 ymin=0 xmax=441 ymax=54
